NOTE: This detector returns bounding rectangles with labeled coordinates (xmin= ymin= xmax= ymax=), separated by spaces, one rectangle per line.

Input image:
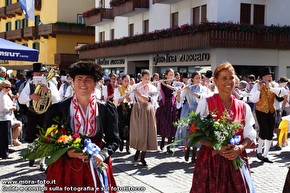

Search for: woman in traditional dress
xmin=176 ymin=71 xmax=210 ymax=162
xmin=130 ymin=70 xmax=159 ymax=166
xmin=156 ymin=68 xmax=179 ymax=153
xmin=44 ymin=61 xmax=119 ymax=193
xmin=114 ymin=74 xmax=132 ymax=154
xmin=190 ymin=62 xmax=256 ymax=193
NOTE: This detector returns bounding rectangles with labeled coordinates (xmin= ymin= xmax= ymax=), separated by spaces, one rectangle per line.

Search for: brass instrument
xmin=32 ymin=68 xmax=56 ymax=114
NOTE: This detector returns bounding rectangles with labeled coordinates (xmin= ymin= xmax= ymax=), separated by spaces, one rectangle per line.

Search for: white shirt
xmin=18 ymin=80 xmax=60 ymax=106
xmin=196 ymin=98 xmax=257 ymax=141
xmin=0 ymin=91 xmax=15 ymax=121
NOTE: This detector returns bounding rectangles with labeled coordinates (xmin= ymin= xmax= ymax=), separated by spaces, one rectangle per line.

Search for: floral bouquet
xmin=174 ymin=110 xmax=244 ymax=170
xmin=22 ymin=121 xmax=85 ymax=165
xmin=22 ymin=118 xmax=109 ymax=190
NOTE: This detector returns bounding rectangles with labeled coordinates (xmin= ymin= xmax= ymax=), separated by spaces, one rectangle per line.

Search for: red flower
xmin=46 ymin=134 xmax=51 ymax=144
xmin=72 ymin=133 xmax=80 ymax=140
xmin=59 ymin=127 xmax=68 ymax=135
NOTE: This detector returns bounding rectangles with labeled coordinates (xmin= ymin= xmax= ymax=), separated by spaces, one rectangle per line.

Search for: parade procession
xmin=1 ymin=0 xmax=290 ymax=193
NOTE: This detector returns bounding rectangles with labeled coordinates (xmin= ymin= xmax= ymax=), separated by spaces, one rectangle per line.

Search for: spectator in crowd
xmin=0 ymin=80 xmax=23 ymax=147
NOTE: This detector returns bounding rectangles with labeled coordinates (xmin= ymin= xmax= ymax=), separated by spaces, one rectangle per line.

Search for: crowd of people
xmin=0 ymin=61 xmax=290 ymax=192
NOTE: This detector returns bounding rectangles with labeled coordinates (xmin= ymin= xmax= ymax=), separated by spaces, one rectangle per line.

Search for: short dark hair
xmin=68 ymin=61 xmax=103 ymax=82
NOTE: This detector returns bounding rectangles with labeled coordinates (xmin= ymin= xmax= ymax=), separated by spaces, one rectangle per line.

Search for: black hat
xmin=205 ymin=70 xmax=213 ymax=78
xmin=260 ymin=67 xmax=273 ymax=77
xmin=33 ymin=63 xmax=46 ymax=72
xmin=25 ymin=70 xmax=33 ymax=78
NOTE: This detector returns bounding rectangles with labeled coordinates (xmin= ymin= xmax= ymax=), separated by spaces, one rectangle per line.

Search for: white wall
xmin=149 ymin=2 xmax=171 ymax=31
xmin=172 ymin=0 xmax=192 ymax=25
xmin=114 ymin=17 xmax=129 ymax=39
xmin=266 ymin=0 xmax=290 ymax=25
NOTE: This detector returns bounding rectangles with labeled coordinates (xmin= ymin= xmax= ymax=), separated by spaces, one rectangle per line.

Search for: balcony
xmin=112 ymin=0 xmax=149 ymax=17
xmin=38 ymin=23 xmax=95 ymax=38
xmin=0 ymin=7 xmax=6 ymax=19
xmin=0 ymin=32 xmax=6 ymax=39
xmin=6 ymin=29 xmax=23 ymax=41
xmin=153 ymin=0 xmax=180 ymax=4
xmin=78 ymin=30 xmax=290 ymax=59
xmin=85 ymin=8 xmax=114 ymax=26
xmin=23 ymin=26 xmax=38 ymax=39
xmin=6 ymin=2 xmax=22 ymax=17
xmin=55 ymin=53 xmax=79 ymax=69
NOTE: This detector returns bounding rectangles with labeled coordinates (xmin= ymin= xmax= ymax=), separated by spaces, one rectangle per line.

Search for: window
xmin=143 ymin=19 xmax=149 ymax=34
xmin=254 ymin=4 xmax=265 ymax=25
xmin=192 ymin=5 xmax=207 ymax=25
xmin=193 ymin=7 xmax=199 ymax=25
xmin=15 ymin=20 xmax=21 ymax=30
xmin=33 ymin=42 xmax=40 ymax=50
xmin=110 ymin=29 xmax=114 ymax=40
xmin=77 ymin=14 xmax=85 ymax=24
xmin=240 ymin=3 xmax=251 ymax=24
xmin=171 ymin=12 xmax=178 ymax=27
xmin=129 ymin=23 xmax=134 ymax=37
xmin=201 ymin=5 xmax=207 ymax=23
xmin=240 ymin=3 xmax=265 ymax=25
xmin=22 ymin=18 xmax=28 ymax=28
xmin=99 ymin=31 xmax=105 ymax=42
xmin=6 ymin=22 xmax=11 ymax=31
xmin=22 ymin=43 xmax=28 ymax=47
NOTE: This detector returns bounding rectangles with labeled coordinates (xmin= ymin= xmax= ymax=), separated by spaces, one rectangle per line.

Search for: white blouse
xmin=0 ymin=91 xmax=15 ymax=121
xmin=195 ymin=98 xmax=257 ymax=141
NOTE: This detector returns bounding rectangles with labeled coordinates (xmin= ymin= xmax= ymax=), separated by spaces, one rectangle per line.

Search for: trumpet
xmin=32 ymin=68 xmax=56 ymax=114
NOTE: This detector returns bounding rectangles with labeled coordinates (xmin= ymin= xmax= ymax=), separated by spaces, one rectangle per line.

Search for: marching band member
xmin=129 ymin=70 xmax=159 ymax=166
xmin=156 ymin=69 xmax=179 ymax=153
xmin=176 ymin=71 xmax=210 ymax=162
xmin=18 ymin=63 xmax=60 ymax=171
xmin=113 ymin=74 xmax=132 ymax=154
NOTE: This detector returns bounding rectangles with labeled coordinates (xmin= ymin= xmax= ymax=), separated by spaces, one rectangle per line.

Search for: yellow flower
xmin=56 ymin=135 xmax=70 ymax=144
xmin=73 ymin=137 xmax=82 ymax=144
xmin=45 ymin=124 xmax=58 ymax=137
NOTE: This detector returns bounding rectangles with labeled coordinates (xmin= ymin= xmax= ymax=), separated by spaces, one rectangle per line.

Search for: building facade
xmin=0 ymin=0 xmax=95 ymax=71
xmin=79 ymin=0 xmax=290 ymax=79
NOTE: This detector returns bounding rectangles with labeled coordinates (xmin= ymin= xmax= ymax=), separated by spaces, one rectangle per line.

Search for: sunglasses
xmin=4 ymin=87 xmax=11 ymax=89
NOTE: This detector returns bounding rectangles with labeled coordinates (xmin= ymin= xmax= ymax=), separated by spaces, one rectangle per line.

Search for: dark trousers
xmin=25 ymin=110 xmax=45 ymax=143
xmin=0 ymin=121 xmax=11 ymax=157
xmin=255 ymin=110 xmax=275 ymax=140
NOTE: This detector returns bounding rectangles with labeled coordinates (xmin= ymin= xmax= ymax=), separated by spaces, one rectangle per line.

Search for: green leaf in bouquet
xmin=47 ymin=147 xmax=70 ymax=166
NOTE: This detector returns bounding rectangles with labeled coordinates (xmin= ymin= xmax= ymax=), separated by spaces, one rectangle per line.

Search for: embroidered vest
xmin=255 ymin=83 xmax=275 ymax=113
xmin=206 ymin=94 xmax=245 ymax=140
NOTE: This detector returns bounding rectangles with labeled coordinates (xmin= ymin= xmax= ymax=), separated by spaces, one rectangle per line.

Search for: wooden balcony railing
xmin=23 ymin=26 xmax=38 ymax=39
xmin=0 ymin=32 xmax=6 ymax=39
xmin=79 ymin=30 xmax=290 ymax=59
xmin=85 ymin=8 xmax=114 ymax=26
xmin=6 ymin=2 xmax=22 ymax=17
xmin=55 ymin=53 xmax=79 ymax=69
xmin=6 ymin=29 xmax=23 ymax=40
xmin=38 ymin=23 xmax=95 ymax=38
xmin=152 ymin=0 xmax=180 ymax=4
xmin=112 ymin=0 xmax=149 ymax=17
xmin=0 ymin=7 xmax=6 ymax=19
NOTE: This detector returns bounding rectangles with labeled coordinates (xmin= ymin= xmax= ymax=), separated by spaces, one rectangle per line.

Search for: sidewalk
xmin=0 ymin=140 xmax=289 ymax=193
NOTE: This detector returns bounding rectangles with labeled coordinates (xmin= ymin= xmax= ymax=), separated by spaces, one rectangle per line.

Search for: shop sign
xmin=153 ymin=53 xmax=210 ymax=65
xmin=96 ymin=58 xmax=125 ymax=65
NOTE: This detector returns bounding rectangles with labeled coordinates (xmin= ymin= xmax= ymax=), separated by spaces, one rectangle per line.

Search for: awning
xmin=0 ymin=38 xmax=39 ymax=62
